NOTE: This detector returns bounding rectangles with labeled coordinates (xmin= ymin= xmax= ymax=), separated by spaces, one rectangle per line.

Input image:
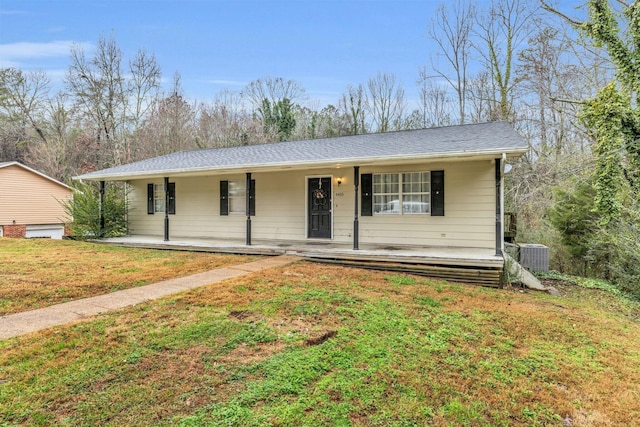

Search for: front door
xmin=308 ymin=177 xmax=332 ymax=238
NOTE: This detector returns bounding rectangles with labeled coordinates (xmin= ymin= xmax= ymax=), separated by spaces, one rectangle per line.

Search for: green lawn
xmin=0 ymin=238 xmax=253 ymax=315
xmin=1 ymin=242 xmax=639 ymax=425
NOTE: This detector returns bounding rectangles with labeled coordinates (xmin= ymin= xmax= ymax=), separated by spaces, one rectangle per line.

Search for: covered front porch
xmin=94 ymin=235 xmax=505 ymax=287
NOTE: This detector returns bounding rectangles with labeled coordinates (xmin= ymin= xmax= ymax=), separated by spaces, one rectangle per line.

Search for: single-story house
xmin=76 ymin=121 xmax=528 ymax=285
xmin=0 ymin=162 xmax=73 ymax=239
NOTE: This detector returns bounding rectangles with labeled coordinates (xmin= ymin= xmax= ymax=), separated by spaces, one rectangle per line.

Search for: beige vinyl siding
xmin=0 ymin=165 xmax=72 ymax=225
xmin=359 ymin=160 xmax=495 ymax=248
xmin=125 ymin=159 xmax=497 ymax=249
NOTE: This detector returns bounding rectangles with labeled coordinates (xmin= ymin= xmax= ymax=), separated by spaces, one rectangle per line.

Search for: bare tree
xmin=26 ymin=93 xmax=83 ymax=181
xmin=66 ymin=35 xmax=162 ymax=168
xmin=138 ymin=73 xmax=196 ymax=158
xmin=0 ymin=68 xmax=50 ymax=155
xmin=366 ymin=72 xmax=406 ymax=133
xmin=243 ymin=77 xmax=306 ymax=141
xmin=417 ymin=68 xmax=452 ymax=128
xmin=127 ymin=49 xmax=162 ymax=160
xmin=517 ymin=27 xmax=584 ymax=157
xmin=338 ymin=84 xmax=367 ymax=135
xmin=466 ymin=71 xmax=497 ymax=123
xmin=197 ymin=88 xmax=273 ymax=147
xmin=294 ymin=103 xmax=351 ymax=140
xmin=428 ymin=0 xmax=476 ymax=124
xmin=244 ymin=77 xmax=305 ymax=114
xmin=66 ymin=35 xmax=123 ymax=167
xmin=475 ymin=0 xmax=537 ymax=121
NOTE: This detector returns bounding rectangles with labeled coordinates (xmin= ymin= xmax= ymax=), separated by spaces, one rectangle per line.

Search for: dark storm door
xmin=308 ymin=177 xmax=332 ymax=238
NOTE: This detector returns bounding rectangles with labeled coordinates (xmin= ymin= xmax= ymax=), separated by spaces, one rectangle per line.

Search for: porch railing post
xmin=164 ymin=177 xmax=170 ymax=242
xmin=353 ymin=166 xmax=359 ymax=250
xmin=495 ymin=159 xmax=502 ymax=256
xmin=99 ymin=180 xmax=105 ymax=237
xmin=246 ymin=172 xmax=252 ymax=246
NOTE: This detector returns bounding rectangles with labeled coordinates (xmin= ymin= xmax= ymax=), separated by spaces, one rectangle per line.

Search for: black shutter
xmin=249 ymin=179 xmax=256 ymax=216
xmin=147 ymin=183 xmax=154 ymax=214
xmin=220 ymin=180 xmax=229 ymax=216
xmin=361 ymin=173 xmax=373 ymax=216
xmin=431 ymin=170 xmax=444 ymax=216
xmin=167 ymin=182 xmax=176 ymax=214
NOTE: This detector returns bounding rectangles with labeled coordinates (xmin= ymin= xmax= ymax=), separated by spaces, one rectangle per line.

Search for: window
xmin=147 ymin=182 xmax=175 ymax=215
xmin=373 ymin=173 xmax=399 ymax=214
xmin=373 ymin=171 xmax=431 ymax=215
xmin=220 ymin=179 xmax=255 ymax=216
xmin=228 ymin=181 xmax=246 ymax=213
xmin=402 ymin=172 xmax=430 ymax=214
xmin=154 ymin=183 xmax=165 ymax=213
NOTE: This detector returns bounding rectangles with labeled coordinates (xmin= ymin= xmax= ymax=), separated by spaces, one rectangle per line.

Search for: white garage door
xmin=26 ymin=224 xmax=65 ymax=239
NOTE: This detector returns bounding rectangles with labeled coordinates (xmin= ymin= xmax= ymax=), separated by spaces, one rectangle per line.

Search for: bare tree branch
xmin=539 ymin=0 xmax=585 ymax=27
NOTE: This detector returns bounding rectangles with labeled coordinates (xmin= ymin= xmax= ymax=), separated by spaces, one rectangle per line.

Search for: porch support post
xmin=495 ymin=159 xmax=502 ymax=256
xmin=353 ymin=166 xmax=360 ymax=250
xmin=246 ymin=172 xmax=252 ymax=246
xmin=99 ymin=180 xmax=105 ymax=237
xmin=164 ymin=176 xmax=170 ymax=242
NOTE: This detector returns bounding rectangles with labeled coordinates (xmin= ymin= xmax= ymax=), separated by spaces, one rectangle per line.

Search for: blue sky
xmin=0 ymin=0 xmax=454 ymax=107
xmin=0 ymin=0 xmax=583 ymax=108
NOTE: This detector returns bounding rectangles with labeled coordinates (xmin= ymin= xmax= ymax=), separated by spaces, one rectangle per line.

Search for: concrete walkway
xmin=0 ymin=255 xmax=299 ymax=340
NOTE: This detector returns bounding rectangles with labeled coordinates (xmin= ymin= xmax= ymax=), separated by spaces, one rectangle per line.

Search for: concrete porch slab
xmin=96 ymin=235 xmax=504 ymax=269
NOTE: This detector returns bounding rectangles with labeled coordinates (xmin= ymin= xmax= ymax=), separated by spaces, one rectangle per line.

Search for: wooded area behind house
xmin=1 ymin=0 xmax=639 ymax=295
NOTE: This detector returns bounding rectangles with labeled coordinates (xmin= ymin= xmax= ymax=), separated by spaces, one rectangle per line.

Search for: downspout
xmin=353 ymin=166 xmax=359 ymax=250
xmin=246 ymin=172 xmax=252 ymax=246
xmin=164 ymin=177 xmax=170 ymax=242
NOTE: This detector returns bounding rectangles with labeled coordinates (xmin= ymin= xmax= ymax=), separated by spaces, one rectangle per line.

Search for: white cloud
xmin=0 ymin=40 xmax=79 ymax=59
xmin=205 ymin=79 xmax=247 ymax=87
xmin=0 ymin=40 xmax=94 ymax=70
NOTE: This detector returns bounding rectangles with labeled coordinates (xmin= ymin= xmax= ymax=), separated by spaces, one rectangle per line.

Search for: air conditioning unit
xmin=519 ymin=244 xmax=549 ymax=272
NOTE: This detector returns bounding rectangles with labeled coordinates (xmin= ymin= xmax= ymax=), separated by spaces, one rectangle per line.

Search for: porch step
xmin=307 ymin=257 xmax=503 ymax=287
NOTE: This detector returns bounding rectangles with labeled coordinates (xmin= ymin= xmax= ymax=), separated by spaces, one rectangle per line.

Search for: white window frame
xmin=228 ymin=180 xmax=246 ymax=214
xmin=373 ymin=173 xmax=400 ymax=215
xmin=401 ymin=171 xmax=431 ymax=214
xmin=373 ymin=171 xmax=431 ymax=215
xmin=154 ymin=183 xmax=165 ymax=213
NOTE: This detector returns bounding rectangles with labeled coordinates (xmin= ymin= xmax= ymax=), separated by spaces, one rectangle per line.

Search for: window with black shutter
xmin=220 ymin=180 xmax=229 ymax=215
xmin=431 ymin=170 xmax=444 ymax=216
xmin=147 ymin=183 xmax=154 ymax=214
xmin=167 ymin=182 xmax=176 ymax=215
xmin=249 ymin=180 xmax=256 ymax=216
xmin=220 ymin=179 xmax=255 ymax=216
xmin=364 ymin=170 xmax=445 ymax=216
xmin=361 ymin=173 xmax=373 ymax=216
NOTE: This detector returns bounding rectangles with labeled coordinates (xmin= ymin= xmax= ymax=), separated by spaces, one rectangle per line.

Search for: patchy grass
xmin=1 ymin=261 xmax=639 ymax=426
xmin=0 ymin=239 xmax=253 ymax=315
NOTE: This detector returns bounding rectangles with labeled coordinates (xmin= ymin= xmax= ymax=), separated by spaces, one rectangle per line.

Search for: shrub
xmin=63 ymin=181 xmax=128 ymax=238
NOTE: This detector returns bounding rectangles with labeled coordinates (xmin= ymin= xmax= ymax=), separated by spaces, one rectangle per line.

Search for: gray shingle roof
xmin=76 ymin=121 xmax=527 ymax=181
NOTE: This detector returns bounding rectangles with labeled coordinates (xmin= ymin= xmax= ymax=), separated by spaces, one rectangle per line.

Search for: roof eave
xmin=74 ymin=146 xmax=529 ymax=182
